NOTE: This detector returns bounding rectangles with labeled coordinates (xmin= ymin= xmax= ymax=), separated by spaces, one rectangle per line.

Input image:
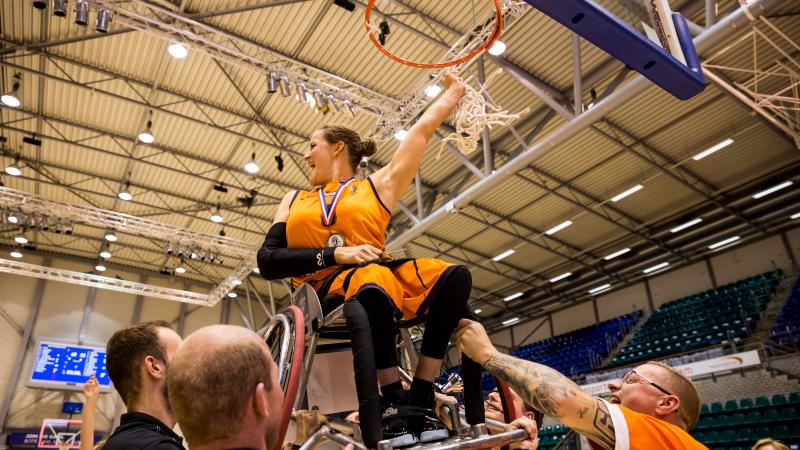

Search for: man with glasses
xmin=456 ymin=320 xmax=706 ymax=449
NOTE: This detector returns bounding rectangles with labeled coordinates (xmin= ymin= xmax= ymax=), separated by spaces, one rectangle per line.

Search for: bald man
xmin=456 ymin=320 xmax=706 ymax=450
xmin=167 ymin=325 xmax=284 ymax=450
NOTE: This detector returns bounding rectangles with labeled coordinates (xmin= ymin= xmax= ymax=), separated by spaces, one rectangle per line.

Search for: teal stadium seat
xmin=739 ymin=397 xmax=754 ymax=409
xmin=771 ymin=393 xmax=787 ymax=406
xmin=755 ymin=396 xmax=770 ymax=408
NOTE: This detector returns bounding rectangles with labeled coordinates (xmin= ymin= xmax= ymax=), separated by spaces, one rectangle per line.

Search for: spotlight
xmin=7 ymin=211 xmax=19 ymax=224
xmin=167 ymin=42 xmax=188 ymax=59
xmin=394 ymin=129 xmax=408 ymax=141
xmin=267 ymin=71 xmax=278 ymax=93
xmin=218 ymin=228 xmax=226 ymax=237
xmin=424 ymin=84 xmax=442 ymax=98
xmin=344 ymin=99 xmax=356 ymax=117
xmin=174 ymin=261 xmax=186 ymax=274
xmin=5 ymin=155 xmax=22 ymax=176
xmin=280 ymin=76 xmax=291 ymax=97
xmin=118 ymin=181 xmax=133 ymax=201
xmin=100 ymin=249 xmax=111 ymax=259
xmin=95 ymin=8 xmax=111 ymax=33
xmin=138 ymin=119 xmax=155 ymax=144
xmin=231 ymin=279 xmax=242 ymax=285
xmin=275 ymin=154 xmax=284 ymax=172
xmin=314 ymin=89 xmax=327 ymax=107
xmin=378 ymin=20 xmax=390 ymax=46
xmin=10 ymin=250 xmax=23 ymax=258
xmin=227 ymin=292 xmax=237 ymax=298
xmin=104 ymin=230 xmax=118 ymax=242
xmin=54 ymin=221 xmax=62 ymax=233
xmin=33 ymin=0 xmax=47 ymax=9
xmin=52 ymin=0 xmax=67 ymax=17
xmin=296 ymin=83 xmax=307 ymax=103
xmin=333 ymin=0 xmax=356 ymax=12
xmin=327 ymin=95 xmax=340 ymax=112
xmin=244 ymin=152 xmax=259 ymax=174
xmin=210 ymin=205 xmax=223 ymax=223
xmin=1 ymin=74 xmax=22 ymax=108
xmin=213 ymin=183 xmax=228 ymax=193
xmin=95 ymin=263 xmax=106 ymax=272
xmin=74 ymin=0 xmax=88 ymax=25
xmin=488 ymin=40 xmax=506 ymax=56
xmin=15 ymin=236 xmax=28 ymax=244
xmin=28 ymin=213 xmax=37 ymax=228
xmin=40 ymin=217 xmax=50 ymax=231
xmin=23 ymin=135 xmax=42 ymax=146
xmin=190 ymin=251 xmax=198 ymax=259
xmin=63 ymin=221 xmax=73 ymax=235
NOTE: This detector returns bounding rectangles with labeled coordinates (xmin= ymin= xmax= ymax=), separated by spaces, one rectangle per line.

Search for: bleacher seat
xmin=695 ymin=393 xmax=800 ymax=448
xmin=770 ymin=276 xmax=800 ymax=347
xmin=611 ymin=270 xmax=782 ymax=367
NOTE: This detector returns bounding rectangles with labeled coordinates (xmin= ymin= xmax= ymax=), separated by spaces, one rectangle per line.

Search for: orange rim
xmin=365 ymin=0 xmax=503 ymax=69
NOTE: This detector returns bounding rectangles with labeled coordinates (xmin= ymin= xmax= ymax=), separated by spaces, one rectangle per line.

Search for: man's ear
xmin=253 ymin=382 xmax=269 ymax=419
xmin=144 ymin=356 xmax=164 ymax=381
xmin=524 ymin=412 xmax=535 ymax=421
xmin=656 ymin=395 xmax=680 ymax=416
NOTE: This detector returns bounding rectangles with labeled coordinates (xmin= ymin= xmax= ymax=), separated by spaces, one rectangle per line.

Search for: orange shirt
xmin=588 ymin=401 xmax=707 ymax=450
xmin=285 ymin=177 xmax=391 ymax=288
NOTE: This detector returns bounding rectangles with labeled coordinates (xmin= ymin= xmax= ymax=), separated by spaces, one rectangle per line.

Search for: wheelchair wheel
xmin=263 ymin=304 xmax=305 ymax=450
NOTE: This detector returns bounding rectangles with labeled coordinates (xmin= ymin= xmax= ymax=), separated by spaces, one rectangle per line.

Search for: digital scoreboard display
xmin=28 ymin=341 xmax=112 ymax=391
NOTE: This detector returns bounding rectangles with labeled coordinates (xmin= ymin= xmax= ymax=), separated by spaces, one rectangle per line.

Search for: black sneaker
xmin=380 ymin=403 xmax=418 ymax=447
xmin=413 ymin=408 xmax=450 ymax=443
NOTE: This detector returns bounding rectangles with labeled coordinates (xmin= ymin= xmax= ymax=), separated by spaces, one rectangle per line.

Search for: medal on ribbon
xmin=319 ymin=178 xmax=355 ymax=247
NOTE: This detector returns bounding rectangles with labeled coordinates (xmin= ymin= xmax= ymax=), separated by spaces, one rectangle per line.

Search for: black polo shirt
xmin=103 ymin=412 xmax=185 ymax=450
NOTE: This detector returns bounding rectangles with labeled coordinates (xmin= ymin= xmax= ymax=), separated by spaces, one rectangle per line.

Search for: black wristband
xmin=323 ymin=247 xmax=337 ymax=267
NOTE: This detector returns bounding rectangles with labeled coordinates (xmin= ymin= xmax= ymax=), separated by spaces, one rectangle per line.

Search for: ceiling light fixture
xmin=670 ymin=218 xmax=702 ymax=233
xmin=791 ymin=212 xmax=800 ymax=220
xmin=604 ymin=248 xmax=631 ymax=260
xmin=610 ymin=184 xmax=644 ymax=202
xmin=210 ymin=205 xmax=224 ymax=223
xmin=1 ymin=73 xmax=22 ymax=108
xmin=588 ymin=284 xmax=612 ymax=295
xmin=95 ymin=8 xmax=111 ymax=33
xmin=74 ymin=0 xmax=88 ymax=25
xmin=95 ymin=263 xmax=107 ymax=272
xmin=752 ymin=181 xmax=793 ymax=199
xmin=692 ymin=138 xmax=733 ymax=161
xmin=643 ymin=262 xmax=669 ymax=274
xmin=708 ymin=236 xmax=740 ymax=250
xmin=502 ymin=317 xmax=520 ymax=326
xmin=104 ymin=230 xmax=118 ymax=242
xmin=488 ymin=40 xmax=506 ymax=56
xmin=117 ymin=181 xmax=133 ymax=201
xmin=244 ymin=152 xmax=260 ymax=174
xmin=15 ymin=236 xmax=28 ymax=244
xmin=100 ymin=249 xmax=112 ymax=259
xmin=10 ymin=250 xmax=23 ymax=258
xmin=504 ymin=292 xmax=523 ymax=302
xmin=138 ymin=111 xmax=155 ymax=144
xmin=168 ymin=42 xmax=189 ymax=59
xmin=5 ymin=155 xmax=22 ymax=176
xmin=227 ymin=292 xmax=238 ymax=298
xmin=545 ymin=220 xmax=572 ymax=236
xmin=52 ymin=0 xmax=67 ymax=17
xmin=492 ymin=249 xmax=515 ymax=262
xmin=549 ymin=272 xmax=572 ymax=283
xmin=424 ymin=84 xmax=442 ymax=98
xmin=267 ymin=71 xmax=278 ymax=93
xmin=394 ymin=129 xmax=408 ymax=141
xmin=474 ymin=308 xmax=482 ymax=314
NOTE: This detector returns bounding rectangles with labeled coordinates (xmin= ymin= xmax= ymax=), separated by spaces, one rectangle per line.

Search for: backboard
xmin=524 ymin=0 xmax=705 ymax=100
xmin=38 ymin=419 xmax=82 ymax=449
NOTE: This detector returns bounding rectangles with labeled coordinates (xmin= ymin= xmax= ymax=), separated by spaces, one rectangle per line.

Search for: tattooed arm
xmin=455 ymin=320 xmax=617 ymax=450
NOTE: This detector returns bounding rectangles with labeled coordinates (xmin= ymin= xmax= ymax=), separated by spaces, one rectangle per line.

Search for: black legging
xmin=356 ymin=265 xmax=473 ymax=370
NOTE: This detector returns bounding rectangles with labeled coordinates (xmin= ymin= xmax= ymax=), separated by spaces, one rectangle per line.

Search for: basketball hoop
xmin=364 ymin=0 xmax=504 ymax=69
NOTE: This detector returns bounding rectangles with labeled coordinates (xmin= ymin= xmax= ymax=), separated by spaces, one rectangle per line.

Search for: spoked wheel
xmin=263 ymin=304 xmax=305 ymax=450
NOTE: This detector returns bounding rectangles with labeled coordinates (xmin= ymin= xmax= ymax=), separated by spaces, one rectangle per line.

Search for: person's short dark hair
xmin=168 ymin=327 xmax=273 ymax=446
xmin=106 ymin=320 xmax=172 ymax=406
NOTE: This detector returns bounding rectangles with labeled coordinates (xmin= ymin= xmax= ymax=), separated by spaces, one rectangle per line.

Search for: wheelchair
xmin=261 ymin=283 xmax=530 ymax=450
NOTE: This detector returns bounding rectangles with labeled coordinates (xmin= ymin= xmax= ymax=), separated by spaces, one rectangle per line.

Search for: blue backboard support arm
xmin=522 ymin=0 xmax=706 ymax=100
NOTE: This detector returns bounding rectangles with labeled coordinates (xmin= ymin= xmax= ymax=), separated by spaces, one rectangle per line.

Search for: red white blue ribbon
xmin=318 ymin=178 xmax=356 ymax=226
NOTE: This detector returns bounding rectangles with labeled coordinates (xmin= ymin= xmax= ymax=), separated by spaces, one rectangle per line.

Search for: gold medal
xmin=327 ymin=233 xmax=346 ymax=248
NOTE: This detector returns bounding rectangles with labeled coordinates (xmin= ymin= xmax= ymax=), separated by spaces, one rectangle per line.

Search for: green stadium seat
xmin=729 ymin=412 xmax=744 ymax=426
xmin=720 ymin=429 xmax=736 ymax=443
xmin=711 ymin=402 xmax=724 ymax=414
xmin=755 ymin=396 xmax=770 ymax=408
xmin=736 ymin=427 xmax=754 ymax=443
xmin=789 ymin=392 xmax=800 ymax=405
xmin=739 ymin=397 xmax=754 ymax=409
xmin=763 ymin=408 xmax=779 ymax=422
xmin=693 ymin=431 xmax=705 ymax=441
xmin=696 ymin=416 xmax=712 ymax=429
xmin=773 ymin=424 xmax=790 ymax=440
xmin=771 ymin=393 xmax=787 ymax=406
xmin=701 ymin=404 xmax=711 ymax=415
xmin=743 ymin=410 xmax=761 ymax=425
xmin=791 ymin=424 xmax=800 ymax=439
xmin=724 ymin=399 xmax=739 ymax=411
xmin=779 ymin=406 xmax=796 ymax=421
xmin=704 ymin=430 xmax=720 ymax=444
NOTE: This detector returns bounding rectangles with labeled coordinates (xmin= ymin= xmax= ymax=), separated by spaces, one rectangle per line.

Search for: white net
xmin=440 ymin=70 xmax=527 ymax=155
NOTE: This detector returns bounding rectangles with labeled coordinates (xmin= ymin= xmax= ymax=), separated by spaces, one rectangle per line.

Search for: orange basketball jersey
xmin=588 ymin=401 xmax=707 ymax=450
xmin=286 ymin=177 xmax=391 ymax=288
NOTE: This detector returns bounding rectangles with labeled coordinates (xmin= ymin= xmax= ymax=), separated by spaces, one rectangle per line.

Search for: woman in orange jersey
xmin=258 ymin=74 xmax=478 ymax=447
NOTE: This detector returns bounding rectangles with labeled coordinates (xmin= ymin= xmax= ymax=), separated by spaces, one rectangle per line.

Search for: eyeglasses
xmin=620 ymin=370 xmax=674 ymax=396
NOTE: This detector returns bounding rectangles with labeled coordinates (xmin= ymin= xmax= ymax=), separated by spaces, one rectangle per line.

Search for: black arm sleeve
xmin=256 ymin=222 xmax=337 ymax=280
